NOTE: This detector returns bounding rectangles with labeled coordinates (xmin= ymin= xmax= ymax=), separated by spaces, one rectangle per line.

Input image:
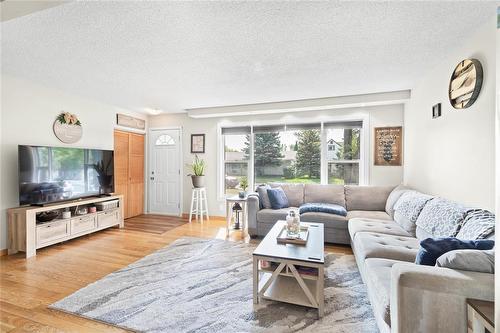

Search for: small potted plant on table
xmin=239 ymin=177 xmax=249 ymax=198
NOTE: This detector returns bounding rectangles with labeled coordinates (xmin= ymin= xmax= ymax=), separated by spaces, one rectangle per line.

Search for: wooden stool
xmin=189 ymin=187 xmax=209 ymax=223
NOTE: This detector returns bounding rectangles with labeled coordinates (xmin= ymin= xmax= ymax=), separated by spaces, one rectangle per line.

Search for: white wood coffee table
xmin=252 ymin=220 xmax=325 ymax=317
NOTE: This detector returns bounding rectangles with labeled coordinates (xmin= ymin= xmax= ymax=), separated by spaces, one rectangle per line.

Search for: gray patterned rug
xmin=50 ymin=238 xmax=377 ymax=333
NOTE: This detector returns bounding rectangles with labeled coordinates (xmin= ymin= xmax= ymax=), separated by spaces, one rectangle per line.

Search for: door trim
xmin=148 ymin=127 xmax=183 ymax=217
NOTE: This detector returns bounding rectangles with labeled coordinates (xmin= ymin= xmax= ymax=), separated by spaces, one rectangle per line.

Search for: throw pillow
xmin=267 ymin=187 xmax=289 ymax=210
xmin=415 ymin=237 xmax=495 ymax=266
xmin=299 ymin=203 xmax=347 ymax=217
xmin=436 ymin=249 xmax=495 ymax=273
xmin=393 ymin=191 xmax=433 ymax=234
xmin=256 ymin=184 xmax=272 ymax=209
xmin=385 ymin=184 xmax=411 ymax=218
xmin=456 ymin=209 xmax=495 ymax=240
xmin=415 ymin=198 xmax=468 ymax=238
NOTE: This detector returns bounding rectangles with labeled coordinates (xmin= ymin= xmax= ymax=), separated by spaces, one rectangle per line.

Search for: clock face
xmin=448 ymin=59 xmax=483 ymax=109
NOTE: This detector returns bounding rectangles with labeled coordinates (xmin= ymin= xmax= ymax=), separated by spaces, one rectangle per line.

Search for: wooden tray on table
xmin=276 ymin=225 xmax=309 ymax=245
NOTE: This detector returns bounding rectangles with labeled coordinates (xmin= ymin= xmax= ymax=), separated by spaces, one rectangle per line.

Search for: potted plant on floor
xmin=188 ymin=155 xmax=205 ymax=188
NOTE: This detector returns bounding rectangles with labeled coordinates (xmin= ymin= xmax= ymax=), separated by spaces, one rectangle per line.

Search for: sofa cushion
xmin=415 ymin=237 xmax=495 ymax=266
xmin=415 ymin=198 xmax=468 ymax=238
xmin=256 ymin=184 xmax=272 ymax=209
xmin=353 ymin=232 xmax=420 ymax=262
xmin=304 ymin=184 xmax=345 ymax=207
xmin=456 ymin=209 xmax=496 ymax=240
xmin=385 ymin=184 xmax=411 ymax=218
xmin=348 ymin=218 xmax=412 ymax=239
xmin=267 ymin=187 xmax=289 ymax=209
xmin=393 ymin=210 xmax=418 ymax=237
xmin=300 ymin=212 xmax=347 ymax=229
xmin=347 ymin=210 xmax=392 ymax=221
xmin=436 ymin=249 xmax=495 ymax=273
xmin=299 ymin=203 xmax=347 ymax=216
xmin=416 ymin=226 xmax=433 ymax=241
xmin=270 ymin=183 xmax=304 ymax=207
xmin=393 ymin=191 xmax=433 ymax=233
xmin=345 ymin=185 xmax=394 ymax=211
xmin=257 ymin=208 xmax=292 ymax=224
xmin=364 ymin=258 xmax=407 ymax=326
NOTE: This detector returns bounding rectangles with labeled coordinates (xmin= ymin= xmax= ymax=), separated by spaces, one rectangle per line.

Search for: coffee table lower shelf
xmin=259 ymin=273 xmax=319 ymax=309
xmin=253 ymin=256 xmax=325 ymax=317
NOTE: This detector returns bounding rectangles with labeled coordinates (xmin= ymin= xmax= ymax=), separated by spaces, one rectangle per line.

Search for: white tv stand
xmin=7 ymin=194 xmax=124 ymax=258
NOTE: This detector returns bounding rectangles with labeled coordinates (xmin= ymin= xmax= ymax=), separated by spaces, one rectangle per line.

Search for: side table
xmin=467 ymin=298 xmax=494 ymax=333
xmin=225 ymin=195 xmax=248 ymax=237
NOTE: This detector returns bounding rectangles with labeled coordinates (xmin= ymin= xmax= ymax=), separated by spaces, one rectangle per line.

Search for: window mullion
xmin=320 ymin=123 xmax=327 ymax=185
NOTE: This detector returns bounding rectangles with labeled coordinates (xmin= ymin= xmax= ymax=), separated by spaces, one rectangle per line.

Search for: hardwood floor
xmin=124 ymin=214 xmax=188 ymax=234
xmin=0 ymin=215 xmax=352 ymax=332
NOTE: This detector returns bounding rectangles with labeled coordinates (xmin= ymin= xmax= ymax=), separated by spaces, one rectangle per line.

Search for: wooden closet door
xmin=128 ymin=133 xmax=145 ymax=217
xmin=114 ymin=131 xmax=130 ymax=218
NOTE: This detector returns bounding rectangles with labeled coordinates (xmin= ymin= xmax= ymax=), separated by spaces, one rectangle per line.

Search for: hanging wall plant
xmin=53 ymin=111 xmax=83 ymax=143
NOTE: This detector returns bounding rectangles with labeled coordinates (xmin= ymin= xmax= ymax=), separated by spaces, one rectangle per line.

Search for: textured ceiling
xmin=1 ymin=1 xmax=497 ymax=114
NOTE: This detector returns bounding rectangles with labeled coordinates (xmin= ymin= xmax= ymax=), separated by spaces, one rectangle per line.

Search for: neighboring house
xmin=326 ymin=139 xmax=342 ymax=161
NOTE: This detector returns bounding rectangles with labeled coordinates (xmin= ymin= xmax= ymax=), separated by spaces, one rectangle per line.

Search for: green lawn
xmin=225 ymin=176 xmax=346 ymax=196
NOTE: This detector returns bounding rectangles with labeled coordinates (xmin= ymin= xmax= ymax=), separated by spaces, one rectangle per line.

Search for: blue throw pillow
xmin=267 ymin=187 xmax=289 ymax=209
xmin=415 ymin=237 xmax=495 ymax=266
xmin=299 ymin=203 xmax=347 ymax=217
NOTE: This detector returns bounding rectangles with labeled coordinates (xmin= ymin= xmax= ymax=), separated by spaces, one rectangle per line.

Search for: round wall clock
xmin=53 ymin=112 xmax=83 ymax=143
xmin=448 ymin=58 xmax=483 ymax=109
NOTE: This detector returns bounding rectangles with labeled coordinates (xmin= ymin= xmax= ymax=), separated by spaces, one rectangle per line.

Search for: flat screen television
xmin=18 ymin=145 xmax=114 ymax=205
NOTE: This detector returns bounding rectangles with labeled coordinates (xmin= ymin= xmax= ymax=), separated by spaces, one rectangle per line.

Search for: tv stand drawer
xmin=71 ymin=214 xmax=97 ymax=235
xmin=36 ymin=220 xmax=70 ymax=248
xmin=97 ymin=209 xmax=120 ymax=229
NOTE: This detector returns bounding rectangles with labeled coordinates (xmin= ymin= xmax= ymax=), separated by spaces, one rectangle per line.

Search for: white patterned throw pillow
xmin=456 ymin=209 xmax=495 ymax=240
xmin=415 ymin=198 xmax=468 ymax=238
xmin=393 ymin=191 xmax=433 ymax=223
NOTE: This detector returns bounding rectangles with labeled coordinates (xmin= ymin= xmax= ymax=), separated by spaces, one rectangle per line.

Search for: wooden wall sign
xmin=116 ymin=113 xmax=146 ymax=130
xmin=448 ymin=59 xmax=483 ymax=109
xmin=53 ymin=112 xmax=82 ymax=144
xmin=374 ymin=127 xmax=402 ymax=166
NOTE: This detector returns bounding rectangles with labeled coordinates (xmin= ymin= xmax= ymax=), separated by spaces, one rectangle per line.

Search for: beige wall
xmin=0 ymin=74 xmax=146 ymax=250
xmin=149 ymin=104 xmax=404 ymax=216
xmin=404 ymin=15 xmax=497 ymax=211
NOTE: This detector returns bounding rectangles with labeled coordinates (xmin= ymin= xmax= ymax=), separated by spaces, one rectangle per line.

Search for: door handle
xmin=150 ymin=177 xmax=154 ymax=180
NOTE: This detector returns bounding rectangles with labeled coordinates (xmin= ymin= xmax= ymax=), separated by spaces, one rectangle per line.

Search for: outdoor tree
xmin=295 ymin=129 xmax=321 ymax=178
xmin=335 ymin=128 xmax=361 ymax=184
xmin=244 ymin=133 xmax=283 ymax=176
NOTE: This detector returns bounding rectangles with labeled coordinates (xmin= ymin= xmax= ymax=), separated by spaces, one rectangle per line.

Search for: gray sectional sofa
xmin=247 ymin=183 xmax=395 ymax=244
xmin=247 ymin=183 xmax=495 ymax=333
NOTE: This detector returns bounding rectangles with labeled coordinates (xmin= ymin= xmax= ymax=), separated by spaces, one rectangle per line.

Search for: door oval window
xmin=155 ymin=134 xmax=175 ymax=146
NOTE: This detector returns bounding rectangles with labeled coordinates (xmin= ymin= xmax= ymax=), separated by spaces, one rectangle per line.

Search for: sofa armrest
xmin=247 ymin=193 xmax=260 ymax=236
xmin=390 ymin=263 xmax=494 ymax=333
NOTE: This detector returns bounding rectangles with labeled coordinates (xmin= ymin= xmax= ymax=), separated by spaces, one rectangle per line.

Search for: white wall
xmin=0 ymin=74 xmax=146 ymax=250
xmin=404 ymin=15 xmax=497 ymax=211
xmin=149 ymin=104 xmax=404 ymax=216
xmin=495 ymin=8 xmax=499 ymax=329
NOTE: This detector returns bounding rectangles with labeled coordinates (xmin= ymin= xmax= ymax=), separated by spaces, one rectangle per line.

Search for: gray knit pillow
xmin=256 ymin=184 xmax=272 ymax=209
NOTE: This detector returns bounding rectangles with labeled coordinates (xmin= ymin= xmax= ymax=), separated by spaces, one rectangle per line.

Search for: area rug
xmin=50 ymin=238 xmax=378 ymax=333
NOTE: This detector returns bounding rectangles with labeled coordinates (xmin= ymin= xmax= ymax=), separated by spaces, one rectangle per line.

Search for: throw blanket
xmin=299 ymin=203 xmax=347 ymax=217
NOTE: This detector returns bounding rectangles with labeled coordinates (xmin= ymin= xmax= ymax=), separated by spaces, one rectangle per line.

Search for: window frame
xmin=217 ymin=116 xmax=369 ymax=200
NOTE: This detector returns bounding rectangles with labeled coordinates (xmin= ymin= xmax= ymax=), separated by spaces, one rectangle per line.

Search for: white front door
xmin=149 ymin=129 xmax=181 ymax=215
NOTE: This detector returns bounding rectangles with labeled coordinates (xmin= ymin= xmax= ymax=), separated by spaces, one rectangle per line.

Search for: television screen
xmin=18 ymin=145 xmax=114 ymax=205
